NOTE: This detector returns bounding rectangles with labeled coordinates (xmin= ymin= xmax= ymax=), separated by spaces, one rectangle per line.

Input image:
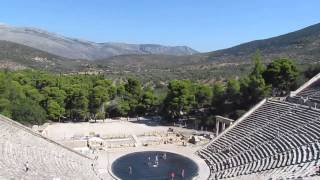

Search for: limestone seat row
xmin=0 ymin=115 xmax=99 ymax=180
xmin=198 ymin=100 xmax=320 ymax=179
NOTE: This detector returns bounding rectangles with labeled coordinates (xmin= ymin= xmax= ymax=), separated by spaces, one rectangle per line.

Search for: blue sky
xmin=0 ymin=0 xmax=320 ymax=52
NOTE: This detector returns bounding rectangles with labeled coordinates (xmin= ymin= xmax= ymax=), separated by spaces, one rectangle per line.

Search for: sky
xmin=0 ymin=0 xmax=320 ymax=52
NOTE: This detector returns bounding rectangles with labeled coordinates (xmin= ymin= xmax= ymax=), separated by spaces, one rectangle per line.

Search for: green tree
xmin=240 ymin=51 xmax=270 ymax=107
xmin=106 ymin=99 xmax=130 ymax=117
xmin=124 ymin=78 xmax=142 ymax=116
xmin=47 ymin=100 xmax=65 ymax=121
xmin=125 ymin=78 xmax=142 ymax=97
xmin=88 ymin=85 xmax=109 ymax=119
xmin=211 ymin=82 xmax=226 ymax=114
xmin=226 ymin=79 xmax=240 ymax=101
xmin=263 ymin=58 xmax=299 ymax=95
xmin=42 ymin=87 xmax=66 ymax=107
xmin=34 ymin=73 xmax=55 ymax=90
xmin=225 ymin=79 xmax=241 ymax=113
xmin=164 ymin=80 xmax=195 ymax=119
xmin=137 ymin=88 xmax=157 ymax=116
xmin=194 ymin=84 xmax=212 ymax=108
xmin=0 ymin=98 xmax=11 ymax=118
xmin=65 ymin=85 xmax=89 ymax=121
xmin=240 ymin=76 xmax=270 ymax=108
xmin=8 ymin=81 xmax=26 ymax=101
xmin=117 ymin=85 xmax=126 ymax=97
xmin=250 ymin=50 xmax=265 ymax=78
xmin=23 ymin=85 xmax=44 ymax=103
xmin=12 ymin=99 xmax=47 ymax=125
xmin=41 ymin=86 xmax=66 ymax=120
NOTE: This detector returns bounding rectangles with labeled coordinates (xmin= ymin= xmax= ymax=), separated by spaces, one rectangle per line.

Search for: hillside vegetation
xmin=1 ymin=54 xmax=311 ymax=131
xmin=0 ymin=40 xmax=87 ymax=72
xmin=91 ymin=22 xmax=320 ymax=82
xmin=207 ymin=23 xmax=320 ymax=64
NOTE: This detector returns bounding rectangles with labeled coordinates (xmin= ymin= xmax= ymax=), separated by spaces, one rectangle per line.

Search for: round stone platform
xmin=112 ymin=151 xmax=199 ymax=180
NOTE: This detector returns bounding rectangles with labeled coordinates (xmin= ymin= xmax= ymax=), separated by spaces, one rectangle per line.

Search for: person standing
xmin=181 ymin=169 xmax=185 ymax=178
xmin=155 ymin=154 xmax=159 ymax=165
xmin=147 ymin=156 xmax=151 ymax=166
xmin=24 ymin=161 xmax=29 ymax=172
xmin=163 ymin=153 xmax=167 ymax=160
xmin=128 ymin=166 xmax=132 ymax=175
xmin=170 ymin=172 xmax=175 ymax=180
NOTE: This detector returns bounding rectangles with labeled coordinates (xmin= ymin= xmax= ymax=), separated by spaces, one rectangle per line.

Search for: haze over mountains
xmin=0 ymin=24 xmax=198 ymax=60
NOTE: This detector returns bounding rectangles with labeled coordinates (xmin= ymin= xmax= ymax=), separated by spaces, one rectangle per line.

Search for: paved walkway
xmin=42 ymin=120 xmax=202 ymax=141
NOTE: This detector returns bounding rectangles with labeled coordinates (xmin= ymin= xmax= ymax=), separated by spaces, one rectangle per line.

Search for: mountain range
xmin=96 ymin=22 xmax=320 ymax=71
xmin=0 ymin=24 xmax=198 ymax=60
xmin=1 ymin=22 xmax=320 ymax=81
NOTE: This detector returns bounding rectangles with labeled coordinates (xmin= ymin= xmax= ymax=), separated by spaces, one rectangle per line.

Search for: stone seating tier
xmin=0 ymin=115 xmax=99 ymax=180
xmin=198 ymin=99 xmax=320 ymax=179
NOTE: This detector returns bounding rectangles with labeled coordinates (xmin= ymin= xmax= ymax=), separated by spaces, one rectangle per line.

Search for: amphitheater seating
xmin=198 ymin=99 xmax=320 ymax=179
xmin=0 ymin=115 xmax=99 ymax=180
xmin=294 ymin=79 xmax=320 ymax=104
xmin=297 ymin=80 xmax=320 ymax=100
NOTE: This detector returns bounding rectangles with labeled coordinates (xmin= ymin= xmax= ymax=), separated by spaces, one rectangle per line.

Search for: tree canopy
xmin=0 ymin=54 xmax=307 ymax=128
xmin=263 ymin=58 xmax=299 ymax=95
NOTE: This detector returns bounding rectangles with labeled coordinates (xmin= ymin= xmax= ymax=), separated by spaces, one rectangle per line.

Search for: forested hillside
xmin=1 ymin=53 xmax=311 ymax=129
xmin=207 ymin=22 xmax=320 ymax=63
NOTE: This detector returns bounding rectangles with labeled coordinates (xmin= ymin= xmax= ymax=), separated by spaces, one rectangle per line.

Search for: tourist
xmin=181 ymin=169 xmax=185 ymax=178
xmin=147 ymin=156 xmax=151 ymax=166
xmin=128 ymin=166 xmax=132 ymax=175
xmin=170 ymin=172 xmax=175 ymax=180
xmin=316 ymin=166 xmax=320 ymax=175
xmin=163 ymin=153 xmax=167 ymax=160
xmin=155 ymin=154 xmax=160 ymax=166
xmin=24 ymin=161 xmax=29 ymax=172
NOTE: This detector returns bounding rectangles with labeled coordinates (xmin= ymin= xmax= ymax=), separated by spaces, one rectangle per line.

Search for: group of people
xmin=170 ymin=169 xmax=185 ymax=179
xmin=128 ymin=166 xmax=186 ymax=179
xmin=146 ymin=153 xmax=166 ymax=167
xmin=126 ymin=152 xmax=186 ymax=179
